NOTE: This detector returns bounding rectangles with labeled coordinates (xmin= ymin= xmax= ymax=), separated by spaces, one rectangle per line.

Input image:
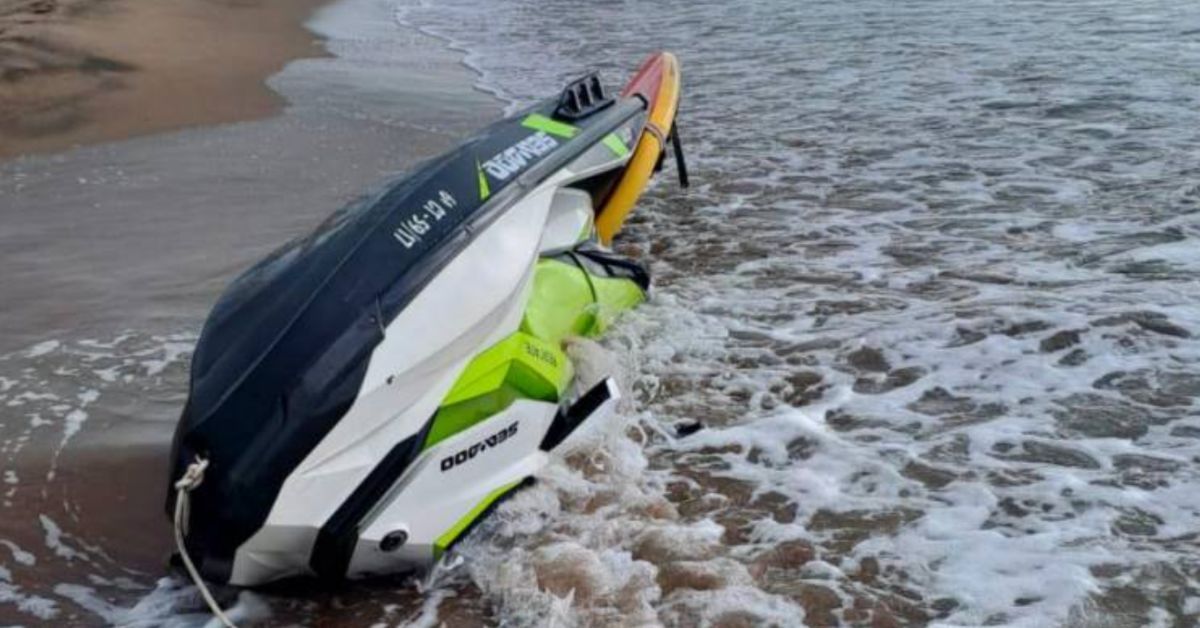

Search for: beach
xmin=1 ymin=0 xmax=499 ymax=623
xmin=4 ymin=0 xmax=1200 ymax=625
xmin=0 ymin=0 xmax=330 ymax=160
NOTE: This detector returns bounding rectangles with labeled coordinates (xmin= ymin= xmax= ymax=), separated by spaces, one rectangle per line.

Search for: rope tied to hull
xmin=173 ymin=456 xmax=238 ymax=628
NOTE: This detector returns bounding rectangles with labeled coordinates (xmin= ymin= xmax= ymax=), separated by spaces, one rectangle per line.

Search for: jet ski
xmin=166 ymin=52 xmax=686 ymax=587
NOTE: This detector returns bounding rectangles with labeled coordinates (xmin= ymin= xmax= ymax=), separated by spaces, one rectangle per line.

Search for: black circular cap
xmin=380 ymin=530 xmax=408 ymax=552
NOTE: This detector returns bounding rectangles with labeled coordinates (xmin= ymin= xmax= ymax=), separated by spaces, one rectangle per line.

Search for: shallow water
xmin=0 ymin=5 xmax=497 ymax=623
xmin=4 ymin=0 xmax=1200 ymax=625
xmin=396 ymin=0 xmax=1200 ymax=626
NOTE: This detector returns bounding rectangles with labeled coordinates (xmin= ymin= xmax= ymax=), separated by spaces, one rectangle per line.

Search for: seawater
xmin=397 ymin=0 xmax=1200 ymax=626
xmin=2 ymin=0 xmax=1199 ymax=625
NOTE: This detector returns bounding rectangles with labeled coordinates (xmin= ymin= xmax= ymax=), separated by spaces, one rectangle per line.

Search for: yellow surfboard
xmin=594 ymin=52 xmax=681 ymax=245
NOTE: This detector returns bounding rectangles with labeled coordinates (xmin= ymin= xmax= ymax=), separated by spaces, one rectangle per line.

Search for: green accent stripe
xmin=434 ymin=480 xmax=522 ymax=559
xmin=521 ymin=113 xmax=578 ymax=138
xmin=422 ymin=332 xmax=570 ymax=452
xmin=602 ymin=133 xmax=630 ymax=157
xmin=476 ymin=160 xmax=491 ymax=200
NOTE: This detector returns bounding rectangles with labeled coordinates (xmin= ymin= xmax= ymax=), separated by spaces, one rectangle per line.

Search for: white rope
xmin=173 ymin=456 xmax=238 ymax=628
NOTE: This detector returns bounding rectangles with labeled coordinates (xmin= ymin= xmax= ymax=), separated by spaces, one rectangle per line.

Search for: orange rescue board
xmin=594 ymin=52 xmax=681 ymax=244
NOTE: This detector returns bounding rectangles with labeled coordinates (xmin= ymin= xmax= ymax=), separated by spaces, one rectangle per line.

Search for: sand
xmin=0 ymin=0 xmax=328 ymax=160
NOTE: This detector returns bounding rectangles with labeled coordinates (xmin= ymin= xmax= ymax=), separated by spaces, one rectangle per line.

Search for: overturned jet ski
xmin=167 ymin=52 xmax=687 ymax=587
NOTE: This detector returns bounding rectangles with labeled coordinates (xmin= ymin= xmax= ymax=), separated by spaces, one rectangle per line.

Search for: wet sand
xmin=0 ymin=0 xmax=328 ymax=160
xmin=0 ymin=0 xmax=501 ymax=621
xmin=0 ymin=93 xmax=496 ymax=628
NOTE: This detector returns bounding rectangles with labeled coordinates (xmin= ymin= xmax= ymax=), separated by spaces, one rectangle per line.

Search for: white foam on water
xmin=398 ymin=586 xmax=450 ymax=628
xmin=0 ymin=563 xmax=59 ymax=620
xmin=77 ymin=334 xmax=135 ymax=350
xmin=53 ymin=578 xmax=269 ymax=627
xmin=0 ymin=333 xmax=197 ymax=486
xmin=54 ymin=581 xmax=180 ymax=628
xmin=0 ymin=540 xmax=35 ymax=567
xmin=24 ymin=341 xmax=59 ymax=359
xmin=87 ymin=573 xmax=147 ymax=591
xmin=39 ymin=515 xmax=86 ymax=563
xmin=393 ymin=0 xmax=1200 ymax=624
xmin=140 ymin=341 xmax=193 ymax=377
xmin=5 ymin=391 xmax=60 ymax=407
xmin=60 ymin=409 xmax=89 ymax=446
xmin=47 ymin=388 xmax=101 ymax=480
xmin=93 ymin=366 xmax=122 ymax=383
xmin=0 ymin=586 xmax=60 ymax=621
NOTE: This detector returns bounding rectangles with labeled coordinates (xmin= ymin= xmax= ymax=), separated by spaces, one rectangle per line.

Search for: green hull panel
xmin=424 ymin=332 xmax=571 ymax=451
xmin=427 ymin=250 xmax=645 ymax=557
xmin=521 ymin=257 xmax=646 ymax=344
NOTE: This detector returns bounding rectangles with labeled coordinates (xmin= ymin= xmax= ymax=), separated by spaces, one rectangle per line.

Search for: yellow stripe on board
xmin=595 ymin=53 xmax=681 ymax=244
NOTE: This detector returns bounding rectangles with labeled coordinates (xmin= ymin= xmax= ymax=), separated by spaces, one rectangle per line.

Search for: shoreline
xmin=0 ymin=0 xmax=502 ymax=621
xmin=0 ymin=0 xmax=329 ymax=161
xmin=0 ymin=0 xmax=500 ymax=356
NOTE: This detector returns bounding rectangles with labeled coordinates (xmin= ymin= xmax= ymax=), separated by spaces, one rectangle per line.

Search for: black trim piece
xmin=669 ymin=121 xmax=690 ymax=188
xmin=564 ymin=251 xmax=599 ymax=303
xmin=540 ymin=378 xmax=614 ymax=451
xmin=555 ymin=73 xmax=614 ymax=120
xmin=310 ymin=416 xmax=435 ymax=580
xmin=572 ymin=244 xmax=652 ymax=292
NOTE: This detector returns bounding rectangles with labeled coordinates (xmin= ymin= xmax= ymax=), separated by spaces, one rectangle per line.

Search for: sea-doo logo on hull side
xmin=440 ymin=422 xmax=519 ymax=472
xmin=481 ymin=132 xmax=559 ymax=181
